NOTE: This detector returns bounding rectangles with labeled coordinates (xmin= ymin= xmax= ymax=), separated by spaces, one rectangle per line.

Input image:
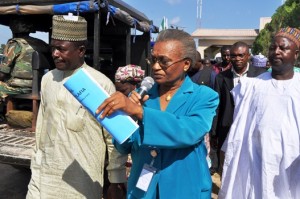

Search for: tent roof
xmin=0 ymin=0 xmax=151 ymax=23
xmin=0 ymin=0 xmax=78 ymax=6
xmin=0 ymin=0 xmax=157 ymax=33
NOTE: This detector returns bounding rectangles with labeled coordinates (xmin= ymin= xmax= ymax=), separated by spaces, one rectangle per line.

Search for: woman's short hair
xmin=156 ymin=29 xmax=197 ymax=68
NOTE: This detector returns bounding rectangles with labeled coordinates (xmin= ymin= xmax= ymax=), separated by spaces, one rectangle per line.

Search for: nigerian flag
xmin=159 ymin=16 xmax=168 ymax=32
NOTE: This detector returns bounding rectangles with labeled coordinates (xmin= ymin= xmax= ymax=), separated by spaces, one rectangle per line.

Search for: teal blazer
xmin=114 ymin=76 xmax=219 ymax=199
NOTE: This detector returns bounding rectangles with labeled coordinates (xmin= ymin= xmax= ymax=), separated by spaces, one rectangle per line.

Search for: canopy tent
xmin=0 ymin=1 xmax=159 ymax=33
xmin=0 ymin=0 xmax=155 ymax=74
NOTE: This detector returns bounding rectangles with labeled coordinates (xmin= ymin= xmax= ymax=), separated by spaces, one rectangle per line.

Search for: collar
xmin=148 ymin=76 xmax=194 ymax=97
xmin=63 ymin=62 xmax=86 ymax=78
xmin=231 ymin=62 xmax=249 ymax=77
xmin=215 ymin=62 xmax=232 ymax=71
xmin=220 ymin=62 xmax=232 ymax=71
xmin=146 ymin=76 xmax=195 ymax=112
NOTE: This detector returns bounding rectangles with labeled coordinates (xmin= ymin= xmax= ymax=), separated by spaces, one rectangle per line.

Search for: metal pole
xmin=93 ymin=10 xmax=101 ymax=70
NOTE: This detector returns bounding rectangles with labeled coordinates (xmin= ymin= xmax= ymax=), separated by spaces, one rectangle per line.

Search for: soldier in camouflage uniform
xmin=0 ymin=16 xmax=50 ymax=99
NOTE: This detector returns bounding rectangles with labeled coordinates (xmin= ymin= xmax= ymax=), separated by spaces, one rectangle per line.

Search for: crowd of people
xmin=97 ymin=26 xmax=300 ymax=198
xmin=0 ymin=12 xmax=299 ymax=199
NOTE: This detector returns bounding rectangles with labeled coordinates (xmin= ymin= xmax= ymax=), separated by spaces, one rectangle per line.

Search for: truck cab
xmin=0 ymin=0 xmax=158 ymax=167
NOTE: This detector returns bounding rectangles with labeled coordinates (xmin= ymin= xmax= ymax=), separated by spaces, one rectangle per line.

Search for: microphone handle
xmin=138 ymin=88 xmax=148 ymax=99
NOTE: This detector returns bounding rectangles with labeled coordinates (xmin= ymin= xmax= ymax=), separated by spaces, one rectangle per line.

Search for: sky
xmin=124 ymin=0 xmax=283 ymax=33
xmin=0 ymin=0 xmax=284 ymax=45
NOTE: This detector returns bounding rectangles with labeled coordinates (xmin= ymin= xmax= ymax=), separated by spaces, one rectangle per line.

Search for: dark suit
xmin=190 ymin=66 xmax=217 ymax=88
xmin=212 ymin=65 xmax=266 ymax=167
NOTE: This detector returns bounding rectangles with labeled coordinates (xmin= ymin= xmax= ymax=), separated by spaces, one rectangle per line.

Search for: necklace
xmin=165 ymin=89 xmax=178 ymax=101
xmin=161 ymin=86 xmax=180 ymax=102
xmin=165 ymin=94 xmax=172 ymax=101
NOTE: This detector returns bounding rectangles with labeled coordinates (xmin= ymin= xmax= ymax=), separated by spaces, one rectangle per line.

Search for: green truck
xmin=0 ymin=0 xmax=158 ymax=167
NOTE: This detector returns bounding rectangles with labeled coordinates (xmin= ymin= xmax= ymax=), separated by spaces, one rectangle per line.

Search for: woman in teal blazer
xmin=97 ymin=29 xmax=219 ymax=199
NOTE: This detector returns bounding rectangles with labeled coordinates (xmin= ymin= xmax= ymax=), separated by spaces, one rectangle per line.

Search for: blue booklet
xmin=63 ymin=68 xmax=139 ymax=144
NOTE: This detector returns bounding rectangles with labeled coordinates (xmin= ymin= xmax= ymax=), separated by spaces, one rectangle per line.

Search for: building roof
xmin=192 ymin=29 xmax=259 ymax=37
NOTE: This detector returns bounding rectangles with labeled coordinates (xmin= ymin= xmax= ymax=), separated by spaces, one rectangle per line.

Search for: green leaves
xmin=252 ymin=0 xmax=300 ymax=56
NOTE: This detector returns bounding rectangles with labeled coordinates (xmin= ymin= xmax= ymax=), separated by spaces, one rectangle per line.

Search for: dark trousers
xmin=216 ymin=126 xmax=230 ymax=173
xmin=209 ymin=146 xmax=218 ymax=170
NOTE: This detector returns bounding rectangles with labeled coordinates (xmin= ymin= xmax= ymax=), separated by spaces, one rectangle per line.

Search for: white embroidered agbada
xmin=219 ymin=72 xmax=300 ymax=199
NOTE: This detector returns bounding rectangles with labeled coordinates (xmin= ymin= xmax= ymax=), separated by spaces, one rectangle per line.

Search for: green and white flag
xmin=159 ymin=16 xmax=168 ymax=32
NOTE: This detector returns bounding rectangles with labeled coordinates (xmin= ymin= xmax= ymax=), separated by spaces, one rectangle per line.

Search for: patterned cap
xmin=252 ymin=54 xmax=268 ymax=68
xmin=115 ymin=65 xmax=145 ymax=83
xmin=51 ymin=15 xmax=87 ymax=41
xmin=275 ymin=27 xmax=300 ymax=48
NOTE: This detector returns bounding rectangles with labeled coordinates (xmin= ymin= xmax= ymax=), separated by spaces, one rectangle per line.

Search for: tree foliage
xmin=252 ymin=0 xmax=300 ymax=56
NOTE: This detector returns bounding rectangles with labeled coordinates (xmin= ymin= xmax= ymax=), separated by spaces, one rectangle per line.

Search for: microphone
xmin=137 ymin=76 xmax=154 ymax=99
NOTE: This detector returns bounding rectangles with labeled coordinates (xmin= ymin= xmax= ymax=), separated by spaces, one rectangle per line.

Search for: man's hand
xmin=106 ymin=183 xmax=126 ymax=199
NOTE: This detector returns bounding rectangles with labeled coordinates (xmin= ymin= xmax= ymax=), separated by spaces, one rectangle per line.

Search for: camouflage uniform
xmin=0 ymin=37 xmax=49 ymax=98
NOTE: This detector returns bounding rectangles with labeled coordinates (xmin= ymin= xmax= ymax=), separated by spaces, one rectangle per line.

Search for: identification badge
xmin=136 ymin=163 xmax=157 ymax=192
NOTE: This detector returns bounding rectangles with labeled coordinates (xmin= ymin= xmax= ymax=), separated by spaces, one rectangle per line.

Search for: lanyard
xmin=150 ymin=149 xmax=158 ymax=166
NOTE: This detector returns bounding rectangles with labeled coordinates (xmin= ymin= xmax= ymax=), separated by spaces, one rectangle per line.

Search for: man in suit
xmin=190 ymin=52 xmax=216 ymax=88
xmin=212 ymin=41 xmax=266 ymax=175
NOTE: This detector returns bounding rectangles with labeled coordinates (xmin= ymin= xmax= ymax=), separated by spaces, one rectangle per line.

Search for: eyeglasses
xmin=146 ymin=56 xmax=187 ymax=70
xmin=230 ymin=53 xmax=248 ymax=60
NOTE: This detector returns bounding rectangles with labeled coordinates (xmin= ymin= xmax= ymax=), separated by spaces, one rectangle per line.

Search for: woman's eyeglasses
xmin=146 ymin=56 xmax=187 ymax=70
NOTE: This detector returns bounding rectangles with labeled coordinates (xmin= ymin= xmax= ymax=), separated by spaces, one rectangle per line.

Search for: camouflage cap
xmin=51 ymin=15 xmax=87 ymax=41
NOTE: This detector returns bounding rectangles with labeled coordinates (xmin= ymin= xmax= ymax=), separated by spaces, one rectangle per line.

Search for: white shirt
xmin=231 ymin=63 xmax=249 ymax=87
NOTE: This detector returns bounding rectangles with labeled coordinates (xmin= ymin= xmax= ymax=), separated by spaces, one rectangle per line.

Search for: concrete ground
xmin=0 ymin=163 xmax=31 ymax=199
xmin=0 ymin=161 xmax=221 ymax=199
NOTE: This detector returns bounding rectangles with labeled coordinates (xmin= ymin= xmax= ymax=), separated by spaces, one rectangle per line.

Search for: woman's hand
xmin=96 ymin=91 xmax=145 ymax=120
xmin=128 ymin=90 xmax=149 ymax=106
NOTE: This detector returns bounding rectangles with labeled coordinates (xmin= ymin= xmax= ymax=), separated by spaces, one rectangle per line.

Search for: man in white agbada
xmin=219 ymin=27 xmax=300 ymax=199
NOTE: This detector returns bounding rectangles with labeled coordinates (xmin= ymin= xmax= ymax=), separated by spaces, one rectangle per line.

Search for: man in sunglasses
xmin=211 ymin=41 xmax=266 ymax=175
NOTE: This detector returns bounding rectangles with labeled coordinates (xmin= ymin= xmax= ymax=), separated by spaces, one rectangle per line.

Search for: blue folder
xmin=63 ymin=68 xmax=139 ymax=144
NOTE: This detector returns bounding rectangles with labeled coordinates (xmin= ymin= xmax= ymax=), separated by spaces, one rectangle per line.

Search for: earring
xmin=184 ymin=66 xmax=190 ymax=71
